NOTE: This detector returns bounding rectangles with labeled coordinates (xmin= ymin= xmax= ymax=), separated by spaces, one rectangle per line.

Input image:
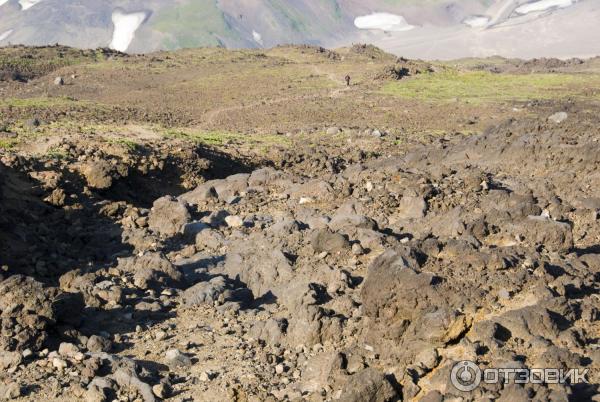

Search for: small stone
xmin=54 ymin=76 xmax=64 ymax=86
xmin=59 ymin=342 xmax=79 ymax=356
xmin=45 ymin=188 xmax=66 ymax=206
xmin=499 ymin=289 xmax=511 ymax=300
xmin=415 ymin=348 xmax=439 ymax=370
xmin=3 ymin=382 xmax=21 ymax=399
xmin=152 ymin=383 xmax=170 ymax=399
xmin=155 ymin=330 xmax=167 ymax=341
xmin=87 ymin=335 xmax=112 ymax=353
xmin=548 ymin=111 xmax=568 ymax=124
xmin=165 ymin=349 xmax=192 ymax=368
xmin=52 ymin=357 xmax=68 ymax=370
xmin=85 ymin=384 xmax=107 ymax=402
xmin=275 ymin=364 xmax=285 ymax=374
xmin=225 ymin=215 xmax=244 ymax=228
xmin=199 ymin=370 xmax=217 ymax=382
xmin=299 ymin=197 xmax=314 ymax=205
xmin=351 ymin=243 xmax=364 ymax=256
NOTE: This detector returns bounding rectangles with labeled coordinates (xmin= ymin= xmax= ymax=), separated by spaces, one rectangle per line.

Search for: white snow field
xmin=463 ymin=15 xmax=491 ymax=27
xmin=0 ymin=0 xmax=9 ymax=7
xmin=0 ymin=29 xmax=13 ymax=42
xmin=354 ymin=12 xmax=414 ymax=32
xmin=19 ymin=0 xmax=44 ymax=11
xmin=109 ymin=10 xmax=146 ymax=52
xmin=516 ymin=0 xmax=574 ymax=14
xmin=252 ymin=30 xmax=263 ymax=45
xmin=365 ymin=0 xmax=598 ymax=59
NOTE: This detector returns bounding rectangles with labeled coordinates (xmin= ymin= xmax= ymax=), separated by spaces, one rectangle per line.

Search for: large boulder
xmin=311 ymin=229 xmax=350 ymax=254
xmin=118 ymin=253 xmax=183 ymax=290
xmin=220 ymin=236 xmax=293 ymax=299
xmin=183 ymin=276 xmax=252 ymax=307
xmin=397 ymin=195 xmax=427 ymax=220
xmin=511 ymin=216 xmax=573 ymax=252
xmin=148 ymin=196 xmax=191 ymax=237
xmin=338 ymin=368 xmax=399 ymax=402
xmin=81 ymin=161 xmax=115 ymax=190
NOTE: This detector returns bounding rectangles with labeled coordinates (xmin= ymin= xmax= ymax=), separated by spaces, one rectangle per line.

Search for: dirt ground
xmin=1 ymin=44 xmax=600 ymax=401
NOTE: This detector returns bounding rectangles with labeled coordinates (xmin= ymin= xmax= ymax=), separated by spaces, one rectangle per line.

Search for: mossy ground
xmin=381 ymin=71 xmax=600 ymax=103
xmin=2 ymin=44 xmax=600 ymax=155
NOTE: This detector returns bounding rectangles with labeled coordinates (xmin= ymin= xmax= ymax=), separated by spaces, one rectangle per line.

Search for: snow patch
xmin=463 ymin=15 xmax=491 ymax=28
xmin=109 ymin=10 xmax=147 ymax=53
xmin=19 ymin=0 xmax=44 ymax=10
xmin=0 ymin=29 xmax=13 ymax=42
xmin=354 ymin=12 xmax=414 ymax=32
xmin=252 ymin=30 xmax=263 ymax=45
xmin=0 ymin=0 xmax=9 ymax=7
xmin=515 ymin=0 xmax=574 ymax=14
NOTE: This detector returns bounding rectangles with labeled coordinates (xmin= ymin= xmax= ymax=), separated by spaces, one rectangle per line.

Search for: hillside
xmin=1 ymin=0 xmax=599 ymax=59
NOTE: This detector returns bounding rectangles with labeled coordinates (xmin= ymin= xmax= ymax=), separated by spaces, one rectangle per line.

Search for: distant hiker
xmin=345 ymin=75 xmax=351 ymax=86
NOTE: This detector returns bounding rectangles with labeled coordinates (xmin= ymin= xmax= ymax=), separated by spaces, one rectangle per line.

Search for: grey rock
xmin=548 ymin=111 xmax=568 ymax=123
xmin=311 ymin=229 xmax=350 ymax=254
xmin=338 ymin=368 xmax=398 ymax=402
xmin=398 ymin=195 xmax=427 ymax=219
xmin=165 ymin=348 xmax=192 ymax=368
xmin=87 ymin=335 xmax=112 ymax=353
xmin=148 ymin=196 xmax=191 ymax=236
xmin=118 ymin=252 xmax=183 ymax=290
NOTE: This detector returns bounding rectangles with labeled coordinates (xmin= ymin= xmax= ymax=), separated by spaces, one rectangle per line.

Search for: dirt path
xmin=202 ymin=66 xmax=354 ymax=125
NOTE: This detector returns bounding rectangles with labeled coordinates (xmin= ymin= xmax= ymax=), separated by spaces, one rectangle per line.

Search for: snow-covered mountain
xmin=0 ymin=0 xmax=597 ymax=59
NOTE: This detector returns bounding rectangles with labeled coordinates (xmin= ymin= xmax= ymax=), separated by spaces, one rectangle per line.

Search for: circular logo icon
xmin=450 ymin=360 xmax=481 ymax=392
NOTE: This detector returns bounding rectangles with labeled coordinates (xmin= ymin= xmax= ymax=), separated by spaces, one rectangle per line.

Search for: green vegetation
xmin=164 ymin=129 xmax=290 ymax=147
xmin=107 ymin=138 xmax=140 ymax=151
xmin=0 ymin=46 xmax=109 ymax=80
xmin=46 ymin=146 xmax=68 ymax=159
xmin=0 ymin=138 xmax=18 ymax=149
xmin=382 ymin=71 xmax=600 ymax=103
xmin=0 ymin=97 xmax=78 ymax=108
xmin=153 ymin=0 xmax=239 ymax=49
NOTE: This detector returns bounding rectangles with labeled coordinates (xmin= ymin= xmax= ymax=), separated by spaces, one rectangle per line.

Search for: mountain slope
xmin=0 ymin=0 xmax=598 ymax=59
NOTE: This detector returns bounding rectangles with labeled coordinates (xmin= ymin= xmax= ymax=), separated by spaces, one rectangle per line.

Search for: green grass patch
xmin=164 ymin=129 xmax=290 ymax=147
xmin=107 ymin=138 xmax=140 ymax=151
xmin=0 ymin=138 xmax=18 ymax=149
xmin=382 ymin=71 xmax=600 ymax=103
xmin=0 ymin=97 xmax=78 ymax=108
xmin=46 ymin=146 xmax=68 ymax=159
